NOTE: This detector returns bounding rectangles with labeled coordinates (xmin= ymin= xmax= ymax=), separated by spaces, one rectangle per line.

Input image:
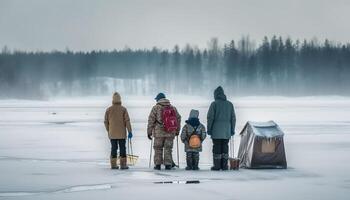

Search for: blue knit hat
xmin=155 ymin=93 xmax=166 ymax=101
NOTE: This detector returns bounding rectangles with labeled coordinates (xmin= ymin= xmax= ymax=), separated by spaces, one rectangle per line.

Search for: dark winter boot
xmin=154 ymin=165 xmax=161 ymax=170
xmin=165 ymin=165 xmax=172 ymax=170
xmin=211 ymin=154 xmax=221 ymax=171
xmin=120 ymin=157 xmax=129 ymax=170
xmin=110 ymin=157 xmax=119 ymax=169
xmin=186 ymin=153 xmax=193 ymax=170
xmin=192 ymin=153 xmax=200 ymax=170
xmin=221 ymin=153 xmax=229 ymax=170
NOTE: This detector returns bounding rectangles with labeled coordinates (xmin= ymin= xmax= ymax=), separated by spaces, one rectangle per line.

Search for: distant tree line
xmin=0 ymin=36 xmax=349 ymax=99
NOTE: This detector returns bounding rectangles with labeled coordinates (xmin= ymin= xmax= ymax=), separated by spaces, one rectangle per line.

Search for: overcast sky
xmin=0 ymin=0 xmax=349 ymax=51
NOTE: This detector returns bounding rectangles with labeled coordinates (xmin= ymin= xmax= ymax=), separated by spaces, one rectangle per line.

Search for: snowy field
xmin=1 ymin=96 xmax=350 ymax=200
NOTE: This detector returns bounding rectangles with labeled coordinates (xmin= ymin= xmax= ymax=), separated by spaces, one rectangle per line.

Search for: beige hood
xmin=112 ymin=92 xmax=121 ymax=105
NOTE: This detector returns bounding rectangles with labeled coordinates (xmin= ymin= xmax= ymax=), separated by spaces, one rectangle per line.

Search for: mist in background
xmin=1 ymin=36 xmax=349 ymax=99
xmin=0 ymin=0 xmax=349 ymax=98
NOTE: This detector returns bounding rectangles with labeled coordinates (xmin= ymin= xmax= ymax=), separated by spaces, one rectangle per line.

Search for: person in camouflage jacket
xmin=147 ymin=93 xmax=181 ymax=170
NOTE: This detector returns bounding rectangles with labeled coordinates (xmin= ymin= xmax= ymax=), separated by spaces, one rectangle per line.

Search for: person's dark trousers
xmin=186 ymin=152 xmax=200 ymax=170
xmin=212 ymin=139 xmax=229 ymax=170
xmin=186 ymin=152 xmax=193 ymax=170
xmin=110 ymin=139 xmax=126 ymax=158
xmin=192 ymin=152 xmax=200 ymax=170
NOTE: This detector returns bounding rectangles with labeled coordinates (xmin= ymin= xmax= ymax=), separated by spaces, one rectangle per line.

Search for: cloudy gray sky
xmin=0 ymin=0 xmax=349 ymax=51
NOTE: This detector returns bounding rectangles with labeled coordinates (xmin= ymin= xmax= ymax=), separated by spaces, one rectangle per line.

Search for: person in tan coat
xmin=104 ymin=92 xmax=132 ymax=170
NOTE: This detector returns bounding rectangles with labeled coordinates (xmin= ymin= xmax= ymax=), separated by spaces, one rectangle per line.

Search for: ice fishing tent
xmin=238 ymin=121 xmax=287 ymax=169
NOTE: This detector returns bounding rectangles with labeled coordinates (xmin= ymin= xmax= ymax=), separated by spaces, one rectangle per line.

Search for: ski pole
xmin=176 ymin=136 xmax=180 ymax=168
xmin=229 ymin=137 xmax=231 ymax=158
xmin=233 ymin=137 xmax=235 ymax=158
xmin=232 ymin=136 xmax=234 ymax=158
xmin=231 ymin=136 xmax=234 ymax=158
xmin=149 ymin=137 xmax=153 ymax=168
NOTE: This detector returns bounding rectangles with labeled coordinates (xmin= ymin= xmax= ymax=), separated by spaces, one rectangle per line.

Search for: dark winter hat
xmin=188 ymin=109 xmax=199 ymax=119
xmin=214 ymin=86 xmax=227 ymax=101
xmin=155 ymin=93 xmax=166 ymax=101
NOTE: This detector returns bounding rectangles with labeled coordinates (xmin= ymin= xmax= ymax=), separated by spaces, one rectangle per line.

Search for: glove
xmin=231 ymin=131 xmax=235 ymax=136
xmin=147 ymin=134 xmax=152 ymax=140
xmin=128 ymin=132 xmax=133 ymax=139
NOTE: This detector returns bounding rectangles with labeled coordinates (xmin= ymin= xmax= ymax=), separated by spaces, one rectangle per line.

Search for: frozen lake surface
xmin=1 ymin=96 xmax=350 ymax=200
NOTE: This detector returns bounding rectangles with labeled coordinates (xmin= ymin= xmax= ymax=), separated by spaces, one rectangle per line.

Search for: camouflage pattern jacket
xmin=147 ymin=98 xmax=181 ymax=138
xmin=180 ymin=123 xmax=206 ymax=152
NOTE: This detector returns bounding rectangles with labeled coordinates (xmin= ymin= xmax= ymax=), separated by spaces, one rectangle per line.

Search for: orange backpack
xmin=189 ymin=134 xmax=201 ymax=148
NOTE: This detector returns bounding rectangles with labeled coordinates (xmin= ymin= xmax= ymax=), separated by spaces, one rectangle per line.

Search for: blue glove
xmin=128 ymin=132 xmax=133 ymax=139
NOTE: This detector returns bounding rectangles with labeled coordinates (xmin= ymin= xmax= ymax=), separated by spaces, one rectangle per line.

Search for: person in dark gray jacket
xmin=207 ymin=86 xmax=236 ymax=170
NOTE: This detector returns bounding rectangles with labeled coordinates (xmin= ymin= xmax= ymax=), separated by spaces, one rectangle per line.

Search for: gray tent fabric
xmin=238 ymin=121 xmax=287 ymax=169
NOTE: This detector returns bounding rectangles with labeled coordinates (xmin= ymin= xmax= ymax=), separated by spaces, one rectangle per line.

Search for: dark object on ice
xmin=185 ymin=180 xmax=200 ymax=184
xmin=154 ymin=180 xmax=200 ymax=184
xmin=51 ymin=112 xmax=57 ymax=115
xmin=154 ymin=181 xmax=173 ymax=184
xmin=155 ymin=93 xmax=166 ymax=101
xmin=238 ymin=121 xmax=287 ymax=169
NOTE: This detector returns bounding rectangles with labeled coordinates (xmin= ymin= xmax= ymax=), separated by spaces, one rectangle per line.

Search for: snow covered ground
xmin=1 ymin=96 xmax=350 ymax=200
